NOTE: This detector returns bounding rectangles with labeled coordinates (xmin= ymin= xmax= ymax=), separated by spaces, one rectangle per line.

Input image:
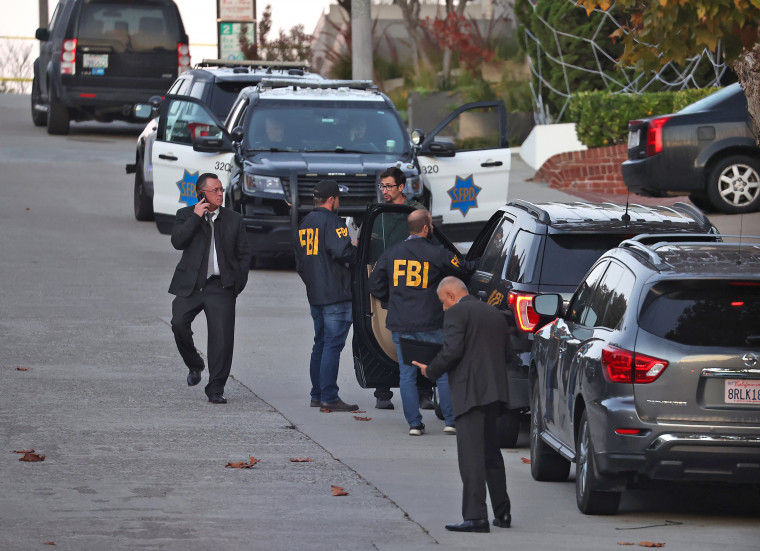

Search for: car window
xmin=163 ymin=98 xmax=224 ymax=145
xmin=209 ymin=82 xmax=256 ymax=119
xmin=167 ymin=78 xmax=186 ymax=95
xmin=678 ymin=84 xmax=745 ymax=114
xmin=227 ymin=98 xmax=248 ymax=129
xmin=77 ymin=2 xmax=179 ymax=51
xmin=245 ymin=103 xmax=408 ymax=154
xmin=584 ymin=262 xmax=635 ymax=329
xmin=428 ymin=104 xmax=501 ymax=151
xmin=504 ymin=229 xmax=540 ymax=284
xmin=639 ymin=280 xmax=760 ymax=347
xmin=478 ymin=218 xmax=513 ymax=275
xmin=368 ymin=211 xmax=445 ymax=265
xmin=565 ymin=262 xmax=608 ymax=324
xmin=539 ymin=234 xmax=631 ymax=286
xmin=189 ymin=81 xmax=207 ymax=101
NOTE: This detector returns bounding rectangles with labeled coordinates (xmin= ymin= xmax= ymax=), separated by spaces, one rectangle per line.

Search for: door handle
xmin=158 ymin=154 xmax=178 ymax=161
xmin=481 ymin=160 xmax=503 ymax=167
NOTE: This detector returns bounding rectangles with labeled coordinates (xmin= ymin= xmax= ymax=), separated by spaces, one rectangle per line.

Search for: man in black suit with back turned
xmin=169 ymin=173 xmax=251 ymax=404
xmin=414 ymin=276 xmax=512 ymax=533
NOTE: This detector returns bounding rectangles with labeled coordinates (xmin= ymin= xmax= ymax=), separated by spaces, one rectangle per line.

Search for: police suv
xmin=147 ymin=78 xmax=510 ymax=264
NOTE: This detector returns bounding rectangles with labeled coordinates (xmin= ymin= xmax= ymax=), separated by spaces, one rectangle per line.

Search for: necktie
xmin=206 ymin=213 xmax=215 ymax=279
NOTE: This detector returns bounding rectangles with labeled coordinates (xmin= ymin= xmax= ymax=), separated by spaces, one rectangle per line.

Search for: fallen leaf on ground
xmin=320 ymin=408 xmax=333 ymax=413
xmin=289 ymin=458 xmax=313 ymax=462
xmin=618 ymin=543 xmax=635 ymax=546
xmin=350 ymin=410 xmax=366 ymax=413
xmin=43 ymin=543 xmax=55 ymax=546
xmin=225 ymin=456 xmax=260 ymax=469
xmin=353 ymin=416 xmax=372 ymax=421
xmin=16 ymin=367 xmax=29 ymax=371
xmin=19 ymin=452 xmax=45 ymax=462
xmin=13 ymin=449 xmax=35 ymax=454
xmin=331 ymin=485 xmax=349 ymax=496
xmin=521 ymin=457 xmax=531 ymax=464
xmin=638 ymin=543 xmax=665 ymax=548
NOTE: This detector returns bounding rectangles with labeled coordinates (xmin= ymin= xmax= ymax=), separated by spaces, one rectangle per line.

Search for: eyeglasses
xmin=201 ymin=187 xmax=224 ymax=194
xmin=378 ymin=184 xmax=401 ymax=190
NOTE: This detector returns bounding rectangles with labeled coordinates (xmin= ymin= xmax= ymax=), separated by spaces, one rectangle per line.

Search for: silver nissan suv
xmin=530 ymin=234 xmax=760 ymax=515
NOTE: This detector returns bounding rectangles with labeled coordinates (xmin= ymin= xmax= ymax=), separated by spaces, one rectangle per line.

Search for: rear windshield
xmin=639 ymin=280 xmax=760 ymax=347
xmin=678 ymin=83 xmax=745 ymax=115
xmin=537 ymin=234 xmax=632 ymax=286
xmin=78 ymin=2 xmax=179 ymax=51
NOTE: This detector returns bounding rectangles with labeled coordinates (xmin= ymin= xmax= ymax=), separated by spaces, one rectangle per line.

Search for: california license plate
xmin=725 ymin=379 xmax=760 ymax=404
xmin=627 ymin=129 xmax=640 ymax=149
xmin=83 ymin=53 xmax=108 ymax=69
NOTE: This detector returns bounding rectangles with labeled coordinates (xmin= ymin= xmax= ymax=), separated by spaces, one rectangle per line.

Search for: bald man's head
xmin=437 ymin=276 xmax=469 ymax=310
xmin=408 ymin=209 xmax=432 ymax=236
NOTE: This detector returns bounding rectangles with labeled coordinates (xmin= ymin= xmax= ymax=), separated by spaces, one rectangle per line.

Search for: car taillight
xmin=61 ymin=38 xmax=77 ymax=75
xmin=602 ymin=345 xmax=668 ymax=384
xmin=178 ymin=43 xmax=191 ymax=74
xmin=645 ymin=116 xmax=671 ymax=157
xmin=507 ymin=291 xmax=540 ymax=332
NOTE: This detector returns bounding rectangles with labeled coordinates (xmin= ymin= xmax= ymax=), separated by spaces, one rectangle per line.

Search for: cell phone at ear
xmin=197 ymin=191 xmax=206 ymax=202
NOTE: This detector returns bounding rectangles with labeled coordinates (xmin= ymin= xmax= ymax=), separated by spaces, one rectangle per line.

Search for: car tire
xmin=433 ymin=388 xmax=444 ymax=421
xmin=530 ymin=383 xmax=570 ymax=481
xmin=575 ymin=410 xmax=621 ymax=515
xmin=706 ymin=155 xmax=760 ymax=214
xmin=133 ymin=160 xmax=154 ymax=221
xmin=47 ymin=89 xmax=70 ymax=135
xmin=31 ymin=75 xmax=47 ymax=127
xmin=497 ymin=409 xmax=521 ymax=448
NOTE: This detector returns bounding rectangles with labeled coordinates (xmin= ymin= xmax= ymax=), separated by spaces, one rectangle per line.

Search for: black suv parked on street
xmin=32 ymin=0 xmax=189 ymax=135
xmin=530 ymin=235 xmax=760 ymax=515
xmin=352 ymin=201 xmax=717 ymax=447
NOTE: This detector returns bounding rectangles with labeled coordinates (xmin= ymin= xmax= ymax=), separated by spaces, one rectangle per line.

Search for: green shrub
xmin=567 ymin=88 xmax=719 ymax=148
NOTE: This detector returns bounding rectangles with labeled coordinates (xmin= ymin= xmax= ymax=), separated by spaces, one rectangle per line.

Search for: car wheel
xmin=706 ymin=155 xmax=760 ymax=214
xmin=530 ymin=383 xmax=570 ymax=481
xmin=575 ymin=410 xmax=621 ymax=515
xmin=31 ymin=75 xmax=47 ymax=127
xmin=133 ymin=160 xmax=154 ymax=221
xmin=497 ymin=409 xmax=521 ymax=448
xmin=47 ymin=89 xmax=70 ymax=135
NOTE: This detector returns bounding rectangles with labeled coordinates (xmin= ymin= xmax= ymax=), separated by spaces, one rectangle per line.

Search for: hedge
xmin=566 ymin=88 xmax=719 ymax=148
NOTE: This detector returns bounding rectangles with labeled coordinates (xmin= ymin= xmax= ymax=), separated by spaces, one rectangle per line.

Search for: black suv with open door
xmin=352 ymin=201 xmax=718 ymax=447
xmin=32 ymin=0 xmax=189 ymax=135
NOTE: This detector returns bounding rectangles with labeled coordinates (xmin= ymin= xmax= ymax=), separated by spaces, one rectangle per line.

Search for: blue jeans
xmin=392 ymin=330 xmax=455 ymax=428
xmin=309 ymin=301 xmax=352 ymax=404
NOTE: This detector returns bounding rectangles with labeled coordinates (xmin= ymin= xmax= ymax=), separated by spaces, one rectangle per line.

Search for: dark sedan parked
xmin=622 ymin=83 xmax=760 ymax=214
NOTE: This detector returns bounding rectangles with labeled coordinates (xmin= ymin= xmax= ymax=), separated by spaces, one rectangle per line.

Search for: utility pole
xmin=39 ymin=0 xmax=49 ymax=54
xmin=351 ymin=0 xmax=373 ymax=81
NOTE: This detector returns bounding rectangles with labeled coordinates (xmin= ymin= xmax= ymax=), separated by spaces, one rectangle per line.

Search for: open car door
xmin=417 ymin=100 xmax=510 ymax=242
xmin=152 ymin=95 xmax=236 ymax=233
xmin=351 ymin=203 xmax=461 ymax=389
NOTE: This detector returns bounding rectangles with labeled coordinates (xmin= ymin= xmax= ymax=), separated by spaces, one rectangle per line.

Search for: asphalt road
xmin=1 ymin=93 xmax=758 ymax=550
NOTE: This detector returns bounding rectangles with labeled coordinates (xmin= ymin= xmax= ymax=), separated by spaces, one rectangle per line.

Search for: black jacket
xmin=426 ymin=295 xmax=510 ymax=418
xmin=368 ymin=236 xmax=474 ymax=332
xmin=295 ymin=207 xmax=356 ymax=306
xmin=168 ymin=206 xmax=251 ymax=298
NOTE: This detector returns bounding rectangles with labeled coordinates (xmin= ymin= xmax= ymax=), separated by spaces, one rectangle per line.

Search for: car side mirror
xmin=423 ymin=141 xmax=456 ymax=157
xmin=533 ymin=294 xmax=562 ymax=317
xmin=35 ymin=27 xmax=50 ymax=41
xmin=133 ymin=103 xmax=153 ymax=120
xmin=193 ymin=136 xmax=233 ymax=153
xmin=231 ymin=126 xmax=244 ymax=144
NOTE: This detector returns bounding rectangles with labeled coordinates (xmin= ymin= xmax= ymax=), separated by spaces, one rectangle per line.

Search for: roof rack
xmin=195 ymin=59 xmax=309 ymax=70
xmin=258 ymin=78 xmax=378 ymax=91
xmin=619 ymin=233 xmax=760 ymax=270
xmin=507 ymin=199 xmax=551 ymax=223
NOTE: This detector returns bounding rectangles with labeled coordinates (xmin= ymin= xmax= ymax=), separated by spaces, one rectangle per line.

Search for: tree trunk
xmin=731 ymin=43 xmax=760 ymax=146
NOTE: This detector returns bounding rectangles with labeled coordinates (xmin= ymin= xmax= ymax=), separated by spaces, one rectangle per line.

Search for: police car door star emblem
xmin=447 ymin=175 xmax=480 ymax=216
xmin=177 ymin=170 xmax=200 ymax=206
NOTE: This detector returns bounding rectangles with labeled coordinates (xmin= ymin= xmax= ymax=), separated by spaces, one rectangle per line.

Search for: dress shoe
xmin=375 ymin=398 xmax=394 ymax=410
xmin=419 ymin=396 xmax=435 ymax=410
xmin=320 ymin=399 xmax=358 ymax=412
xmin=187 ymin=369 xmax=201 ymax=386
xmin=493 ymin=514 xmax=511 ymax=528
xmin=445 ymin=519 xmax=489 ymax=533
xmin=310 ymin=400 xmax=321 ymax=407
xmin=208 ymin=394 xmax=227 ymax=404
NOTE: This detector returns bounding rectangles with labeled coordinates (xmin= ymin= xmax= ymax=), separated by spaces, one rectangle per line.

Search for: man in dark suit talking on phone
xmin=169 ymin=173 xmax=251 ymax=404
xmin=413 ymin=276 xmax=512 ymax=533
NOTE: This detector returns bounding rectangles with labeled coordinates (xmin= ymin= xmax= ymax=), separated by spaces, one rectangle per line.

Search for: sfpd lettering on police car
xmin=447 ymin=175 xmax=481 ymax=216
xmin=177 ymin=170 xmax=200 ymax=206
